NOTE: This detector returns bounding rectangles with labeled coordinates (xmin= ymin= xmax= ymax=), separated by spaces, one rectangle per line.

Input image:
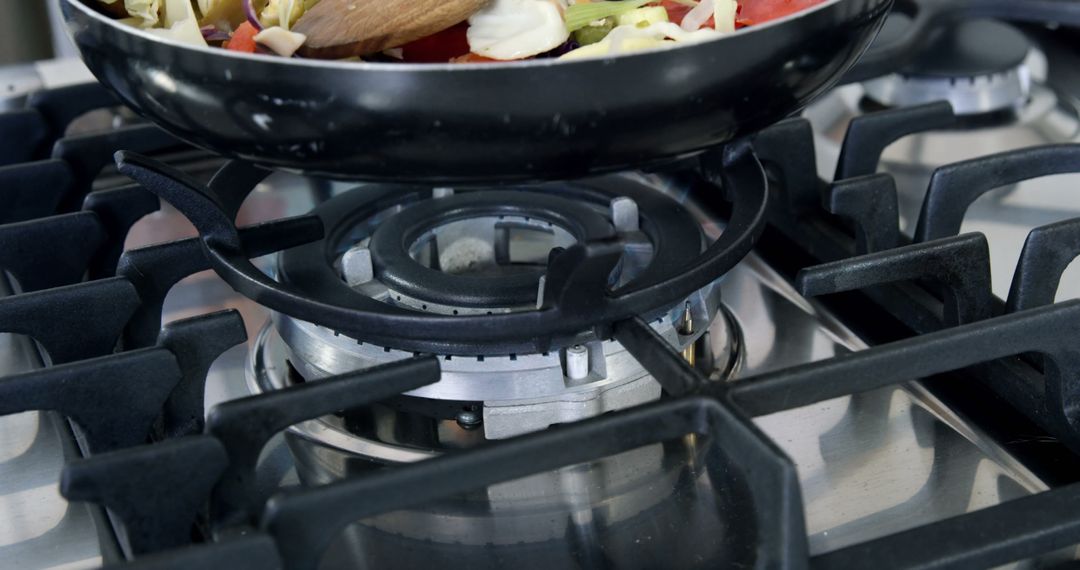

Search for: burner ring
xmin=367 ymin=191 xmax=614 ymax=309
xmin=863 ymin=66 xmax=1031 ymax=116
xmin=116 ymin=141 xmax=768 ymax=354
xmin=862 ymin=20 xmax=1033 ymax=115
xmin=275 ymin=176 xmax=711 ymax=352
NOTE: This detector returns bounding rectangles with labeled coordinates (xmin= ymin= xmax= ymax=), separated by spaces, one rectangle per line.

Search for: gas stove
xmin=4 ymin=13 xmax=1080 ymax=570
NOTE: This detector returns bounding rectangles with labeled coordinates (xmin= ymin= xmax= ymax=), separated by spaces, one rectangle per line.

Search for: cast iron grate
xmin=111 ymin=143 xmax=769 ymax=354
xmin=755 ymin=101 xmax=1080 ymax=455
xmin=1 ymin=81 xmax=1080 ymax=570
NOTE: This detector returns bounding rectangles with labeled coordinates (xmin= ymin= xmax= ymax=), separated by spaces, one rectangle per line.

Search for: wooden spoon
xmin=294 ymin=0 xmax=491 ymax=59
xmin=93 ymin=0 xmax=130 ymax=18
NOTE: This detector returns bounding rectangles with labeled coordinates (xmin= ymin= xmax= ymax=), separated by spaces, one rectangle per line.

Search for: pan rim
xmin=62 ymin=0 xmax=852 ymax=72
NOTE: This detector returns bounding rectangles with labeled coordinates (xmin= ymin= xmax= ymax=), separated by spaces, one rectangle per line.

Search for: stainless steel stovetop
xmin=3 ymin=158 xmax=1076 ymax=567
xmin=4 ymin=20 xmax=1080 ymax=570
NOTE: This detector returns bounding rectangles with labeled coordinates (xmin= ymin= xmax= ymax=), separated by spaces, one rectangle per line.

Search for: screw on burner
xmin=564 ymin=344 xmax=590 ymax=381
xmin=455 ymin=407 xmax=482 ymax=429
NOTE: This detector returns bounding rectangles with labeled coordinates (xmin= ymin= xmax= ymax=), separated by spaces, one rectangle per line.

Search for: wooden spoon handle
xmin=294 ymin=0 xmax=491 ymax=59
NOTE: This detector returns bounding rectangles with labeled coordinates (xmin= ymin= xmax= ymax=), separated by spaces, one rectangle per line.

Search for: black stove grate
xmin=754 ymin=103 xmax=1080 ymax=455
xmin=111 ymin=144 xmax=770 ymax=354
xmin=3 ymin=79 xmax=1080 ymax=570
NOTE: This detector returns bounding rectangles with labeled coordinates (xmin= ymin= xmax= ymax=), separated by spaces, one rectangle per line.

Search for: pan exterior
xmin=61 ymin=0 xmax=891 ymax=182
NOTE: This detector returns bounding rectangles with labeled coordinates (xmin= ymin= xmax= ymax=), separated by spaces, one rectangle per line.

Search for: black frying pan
xmin=57 ymin=0 xmax=1076 ymax=182
xmin=59 ymin=0 xmax=890 ymax=181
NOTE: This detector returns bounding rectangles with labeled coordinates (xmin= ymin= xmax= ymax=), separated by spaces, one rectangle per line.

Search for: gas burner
xmin=260 ymin=178 xmax=743 ymax=441
xmin=863 ymin=20 xmax=1032 ymax=115
xmin=243 ymin=176 xmax=749 ymax=565
xmin=805 ymin=28 xmax=1079 ymax=183
xmin=805 ymin=30 xmax=1080 ymax=253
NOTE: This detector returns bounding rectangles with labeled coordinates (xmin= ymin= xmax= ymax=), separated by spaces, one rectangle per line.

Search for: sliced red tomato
xmin=738 ymin=0 xmax=828 ymax=25
xmin=658 ymin=0 xmax=694 ymax=25
xmin=226 ymin=22 xmax=259 ymax=53
xmin=451 ymin=53 xmax=501 ymax=64
xmin=660 ymin=0 xmax=824 ymax=30
xmin=401 ymin=23 xmax=471 ymax=63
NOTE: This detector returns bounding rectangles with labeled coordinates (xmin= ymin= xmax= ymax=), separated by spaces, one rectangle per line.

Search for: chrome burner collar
xmin=863 ymin=65 xmax=1032 ymax=116
xmin=270 ymin=278 xmax=727 ymax=439
xmin=247 ymin=323 xmax=438 ymax=464
xmin=251 ymin=297 xmax=741 ymax=456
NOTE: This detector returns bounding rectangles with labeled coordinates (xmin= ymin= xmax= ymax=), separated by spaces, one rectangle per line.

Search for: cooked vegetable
xmin=242 ymin=0 xmax=263 ymax=29
xmin=659 ymin=0 xmax=695 ymax=25
xmin=148 ymin=0 xmax=207 ymax=44
xmin=740 ymin=0 xmax=827 ymax=23
xmin=680 ymin=0 xmax=713 ymax=30
xmin=560 ymin=20 xmax=718 ymax=59
xmin=225 ymin=21 xmax=260 ymax=51
xmin=401 ymin=23 xmax=471 ymax=62
xmin=615 ymin=6 xmax=669 ymax=27
xmin=467 ymin=0 xmax=570 ymax=61
xmin=260 ymin=0 xmax=306 ymax=30
xmin=255 ymin=26 xmax=308 ymax=55
xmin=198 ymin=0 xmax=246 ymax=26
xmin=713 ymin=0 xmax=737 ymax=33
xmin=572 ymin=17 xmax=616 ymax=46
xmin=91 ymin=0 xmax=830 ymax=62
xmin=564 ymin=0 xmax=651 ymax=32
xmin=114 ymin=0 xmax=162 ymax=27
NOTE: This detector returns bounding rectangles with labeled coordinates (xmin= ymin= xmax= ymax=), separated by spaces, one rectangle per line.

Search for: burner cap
xmin=863 ymin=20 xmax=1033 ymax=115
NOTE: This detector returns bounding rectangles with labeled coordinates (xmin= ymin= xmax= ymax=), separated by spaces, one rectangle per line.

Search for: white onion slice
xmin=713 ymin=0 xmax=738 ymax=33
xmin=467 ymin=0 xmax=570 ymax=61
xmin=681 ymin=0 xmax=715 ymax=32
xmin=255 ymin=26 xmax=307 ymax=56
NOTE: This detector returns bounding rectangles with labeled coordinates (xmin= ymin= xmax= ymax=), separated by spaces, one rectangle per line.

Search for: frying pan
xmin=59 ymin=0 xmax=890 ymax=181
xmin=57 ymin=0 xmax=1076 ymax=182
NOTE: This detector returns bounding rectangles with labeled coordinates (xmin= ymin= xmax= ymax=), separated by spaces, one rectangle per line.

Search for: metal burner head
xmin=271 ymin=284 xmax=732 ymax=441
xmin=863 ymin=66 xmax=1031 ymax=116
xmin=863 ymin=20 xmax=1033 ymax=115
xmin=337 ymin=191 xmax=620 ymax=315
xmin=342 ymin=207 xmax=655 ymax=315
xmin=406 ymin=215 xmax=574 ymax=278
xmin=361 ymin=189 xmax=617 ymax=313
